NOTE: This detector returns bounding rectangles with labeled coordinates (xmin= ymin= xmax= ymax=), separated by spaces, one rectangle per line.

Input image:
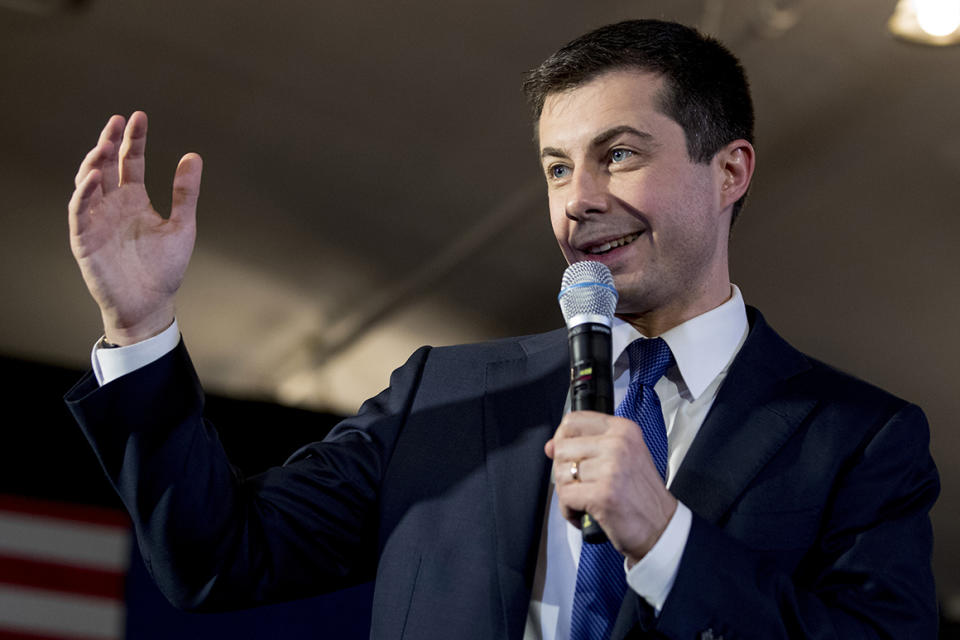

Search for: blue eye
xmin=550 ymin=165 xmax=570 ymax=179
xmin=610 ymin=148 xmax=633 ymax=163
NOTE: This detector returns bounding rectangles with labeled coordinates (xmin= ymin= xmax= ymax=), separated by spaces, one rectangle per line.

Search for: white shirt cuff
xmin=92 ymin=319 xmax=181 ymax=386
xmin=624 ymin=501 xmax=692 ymax=614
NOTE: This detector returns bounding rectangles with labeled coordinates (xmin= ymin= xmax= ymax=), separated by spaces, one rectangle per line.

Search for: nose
xmin=564 ymin=167 xmax=608 ymax=220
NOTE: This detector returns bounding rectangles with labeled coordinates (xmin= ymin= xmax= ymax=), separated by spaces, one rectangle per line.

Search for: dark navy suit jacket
xmin=66 ymin=308 xmax=939 ymax=639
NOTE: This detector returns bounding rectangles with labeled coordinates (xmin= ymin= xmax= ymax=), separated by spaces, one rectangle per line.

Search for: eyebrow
xmin=540 ymin=125 xmax=656 ymax=161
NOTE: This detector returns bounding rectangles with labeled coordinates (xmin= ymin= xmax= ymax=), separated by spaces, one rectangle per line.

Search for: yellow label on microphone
xmin=571 ymin=366 xmax=593 ymax=381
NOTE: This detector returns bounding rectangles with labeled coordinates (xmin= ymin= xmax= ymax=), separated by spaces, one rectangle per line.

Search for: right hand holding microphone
xmin=545 ymin=411 xmax=677 ymax=566
xmin=67 ymin=111 xmax=202 ymax=346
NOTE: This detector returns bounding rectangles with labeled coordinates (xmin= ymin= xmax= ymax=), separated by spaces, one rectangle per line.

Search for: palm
xmin=68 ymin=112 xmax=202 ymax=343
xmin=73 ymin=183 xmax=192 ymax=318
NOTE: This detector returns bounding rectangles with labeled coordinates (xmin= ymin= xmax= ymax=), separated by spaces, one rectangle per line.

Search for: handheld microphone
xmin=557 ymin=261 xmax=618 ymax=544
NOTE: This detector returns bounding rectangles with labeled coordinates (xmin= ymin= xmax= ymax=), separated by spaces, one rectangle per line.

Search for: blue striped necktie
xmin=569 ymin=337 xmax=673 ymax=640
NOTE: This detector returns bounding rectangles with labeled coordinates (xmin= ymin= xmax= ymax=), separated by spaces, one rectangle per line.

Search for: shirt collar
xmin=611 ymin=285 xmax=749 ymax=400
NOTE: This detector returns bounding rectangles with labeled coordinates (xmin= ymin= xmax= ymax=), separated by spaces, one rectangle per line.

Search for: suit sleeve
xmin=631 ymin=403 xmax=939 ymax=640
xmin=64 ymin=339 xmax=431 ymax=611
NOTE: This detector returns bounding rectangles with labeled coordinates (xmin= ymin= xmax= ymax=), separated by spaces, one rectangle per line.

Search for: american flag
xmin=0 ymin=494 xmax=130 ymax=640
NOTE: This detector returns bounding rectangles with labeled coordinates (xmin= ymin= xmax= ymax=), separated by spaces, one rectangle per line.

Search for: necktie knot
xmin=626 ymin=337 xmax=673 ymax=387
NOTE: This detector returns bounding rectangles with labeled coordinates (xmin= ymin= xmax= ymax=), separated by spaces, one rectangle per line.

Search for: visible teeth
xmin=588 ymin=232 xmax=640 ymax=254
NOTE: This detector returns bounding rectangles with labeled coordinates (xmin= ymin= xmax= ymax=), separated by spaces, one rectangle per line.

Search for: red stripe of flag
xmin=0 ymin=629 xmax=115 ymax=640
xmin=0 ymin=496 xmax=128 ymax=529
xmin=0 ymin=554 xmax=124 ymax=600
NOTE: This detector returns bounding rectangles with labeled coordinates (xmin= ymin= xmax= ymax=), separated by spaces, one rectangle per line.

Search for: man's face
xmin=538 ymin=69 xmax=732 ymax=326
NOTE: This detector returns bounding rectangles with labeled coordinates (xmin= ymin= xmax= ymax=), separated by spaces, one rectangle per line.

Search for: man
xmin=65 ymin=19 xmax=938 ymax=640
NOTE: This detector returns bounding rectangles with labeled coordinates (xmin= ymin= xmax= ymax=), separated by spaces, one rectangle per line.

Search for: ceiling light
xmin=889 ymin=0 xmax=960 ymax=45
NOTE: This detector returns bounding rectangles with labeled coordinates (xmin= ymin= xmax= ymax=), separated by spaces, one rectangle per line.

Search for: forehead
xmin=537 ymin=69 xmax=675 ymax=151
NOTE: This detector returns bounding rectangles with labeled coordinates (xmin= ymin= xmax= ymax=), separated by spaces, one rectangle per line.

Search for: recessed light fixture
xmin=889 ymin=0 xmax=960 ymax=45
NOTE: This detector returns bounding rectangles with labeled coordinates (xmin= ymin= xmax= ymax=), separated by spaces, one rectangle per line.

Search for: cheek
xmin=548 ymin=199 xmax=570 ymax=244
xmin=609 ymin=172 xmax=666 ymax=217
xmin=614 ymin=169 xmax=712 ymax=230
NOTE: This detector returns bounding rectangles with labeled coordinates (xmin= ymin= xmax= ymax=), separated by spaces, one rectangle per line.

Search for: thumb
xmin=170 ymin=152 xmax=203 ymax=224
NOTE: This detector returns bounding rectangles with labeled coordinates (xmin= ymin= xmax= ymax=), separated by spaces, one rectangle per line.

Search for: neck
xmin=616 ymin=279 xmax=733 ymax=337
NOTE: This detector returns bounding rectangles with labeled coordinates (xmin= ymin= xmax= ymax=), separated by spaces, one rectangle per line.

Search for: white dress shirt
xmin=523 ymin=286 xmax=749 ymax=640
xmin=92 ymin=320 xmax=181 ymax=385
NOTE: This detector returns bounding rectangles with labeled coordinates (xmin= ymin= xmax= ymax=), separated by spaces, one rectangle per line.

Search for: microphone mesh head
xmin=558 ymin=261 xmax=618 ymax=326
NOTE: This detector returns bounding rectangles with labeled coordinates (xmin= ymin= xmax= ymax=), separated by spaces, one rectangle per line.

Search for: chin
xmin=612 ymin=278 xmax=667 ymax=314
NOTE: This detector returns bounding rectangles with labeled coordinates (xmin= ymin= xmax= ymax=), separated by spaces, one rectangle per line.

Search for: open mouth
xmin=586 ymin=232 xmax=641 ymax=255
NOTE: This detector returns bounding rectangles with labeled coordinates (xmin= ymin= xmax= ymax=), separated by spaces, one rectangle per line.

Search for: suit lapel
xmin=670 ymin=308 xmax=816 ymax=523
xmin=483 ymin=329 xmax=569 ymax=640
xmin=612 ymin=310 xmax=818 ymax=640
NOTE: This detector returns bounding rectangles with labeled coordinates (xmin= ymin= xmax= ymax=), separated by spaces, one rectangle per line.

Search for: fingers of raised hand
xmin=170 ymin=153 xmax=203 ymax=224
xmin=96 ymin=115 xmax=125 ymax=193
xmin=118 ymin=111 xmax=148 ymax=185
xmin=74 ymin=115 xmax=122 ymax=189
xmin=70 ymin=115 xmax=126 ymax=232
xmin=74 ymin=144 xmax=106 ymax=189
xmin=68 ymin=169 xmax=104 ymax=237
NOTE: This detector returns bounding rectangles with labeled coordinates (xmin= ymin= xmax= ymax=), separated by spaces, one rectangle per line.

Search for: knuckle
xmin=609 ymin=417 xmax=632 ymax=435
xmin=553 ymin=462 xmax=566 ymax=484
xmin=594 ymin=484 xmax=615 ymax=510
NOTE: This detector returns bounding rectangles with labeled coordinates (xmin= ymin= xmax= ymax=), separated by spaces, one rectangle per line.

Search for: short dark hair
xmin=523 ymin=19 xmax=755 ymax=222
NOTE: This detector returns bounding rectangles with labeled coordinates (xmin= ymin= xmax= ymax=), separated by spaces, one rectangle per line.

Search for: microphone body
xmin=568 ymin=323 xmax=614 ymax=415
xmin=558 ymin=261 xmax=618 ymax=544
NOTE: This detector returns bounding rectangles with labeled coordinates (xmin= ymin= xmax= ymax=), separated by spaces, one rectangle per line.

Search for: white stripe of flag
xmin=0 ymin=495 xmax=130 ymax=640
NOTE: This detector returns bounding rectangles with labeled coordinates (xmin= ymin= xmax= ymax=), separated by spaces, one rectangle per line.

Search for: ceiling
xmin=2 ymin=0 xmax=959 ymax=611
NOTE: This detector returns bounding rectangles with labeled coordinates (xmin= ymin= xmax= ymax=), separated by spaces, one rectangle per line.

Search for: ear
xmin=716 ymin=139 xmax=755 ymax=209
